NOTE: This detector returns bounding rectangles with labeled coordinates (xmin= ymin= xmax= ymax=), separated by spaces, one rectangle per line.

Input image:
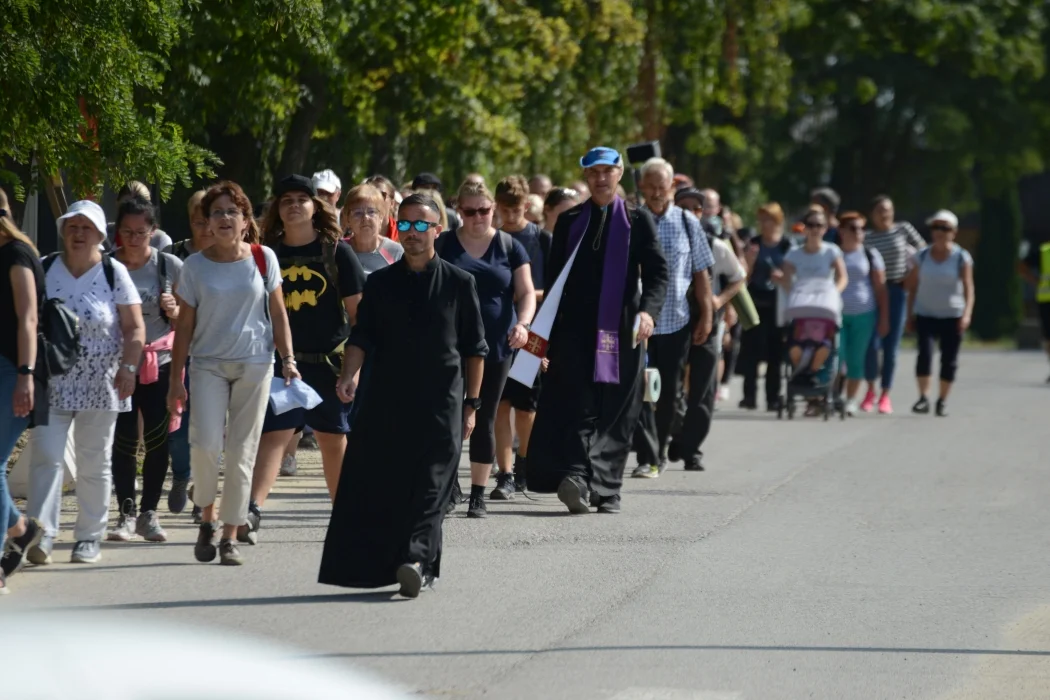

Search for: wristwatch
xmin=121 ymin=364 xmax=137 ymax=374
xmin=17 ymin=364 xmax=32 ymax=375
xmin=464 ymin=397 xmax=482 ymax=411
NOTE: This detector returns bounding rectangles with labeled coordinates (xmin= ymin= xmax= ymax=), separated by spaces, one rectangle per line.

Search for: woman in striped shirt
xmin=861 ymin=196 xmax=925 ymax=414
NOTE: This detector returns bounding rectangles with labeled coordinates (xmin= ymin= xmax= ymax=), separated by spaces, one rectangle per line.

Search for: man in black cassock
xmin=526 ymin=147 xmax=669 ymax=514
xmin=319 ymin=193 xmax=486 ymax=598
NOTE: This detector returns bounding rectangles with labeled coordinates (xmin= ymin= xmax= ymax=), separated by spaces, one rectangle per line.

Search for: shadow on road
xmin=49 ymin=592 xmax=399 ymax=611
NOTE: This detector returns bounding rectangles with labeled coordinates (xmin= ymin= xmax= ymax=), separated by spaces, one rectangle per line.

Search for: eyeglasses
xmin=803 ymin=221 xmax=825 ymax=229
xmin=460 ymin=207 xmax=492 ymax=218
xmin=209 ymin=209 xmax=243 ymax=220
xmin=397 ymin=219 xmax=439 ymax=233
xmin=121 ymin=229 xmax=152 ymax=239
xmin=191 ymin=219 xmax=208 ymax=228
xmin=350 ymin=208 xmax=381 ymax=219
xmin=844 ymin=223 xmax=865 ymax=231
xmin=930 ymin=223 xmax=955 ymax=232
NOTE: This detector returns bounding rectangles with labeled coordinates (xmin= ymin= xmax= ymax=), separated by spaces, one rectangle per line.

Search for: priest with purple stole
xmin=526 ymin=147 xmax=669 ymax=514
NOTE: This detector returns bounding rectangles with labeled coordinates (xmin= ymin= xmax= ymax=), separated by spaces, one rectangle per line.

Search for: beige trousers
xmin=189 ymin=360 xmax=273 ymax=526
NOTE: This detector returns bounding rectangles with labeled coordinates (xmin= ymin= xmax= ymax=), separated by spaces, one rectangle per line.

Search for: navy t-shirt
xmin=439 ymin=231 xmax=529 ymax=362
xmin=749 ymin=238 xmax=793 ymax=292
xmin=504 ymin=222 xmax=546 ymax=292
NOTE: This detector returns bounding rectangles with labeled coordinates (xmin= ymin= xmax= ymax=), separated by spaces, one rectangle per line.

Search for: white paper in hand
xmin=269 ymin=377 xmax=324 ymax=416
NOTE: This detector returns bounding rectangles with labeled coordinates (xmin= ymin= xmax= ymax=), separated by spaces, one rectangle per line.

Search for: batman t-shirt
xmin=272 ymin=238 xmax=366 ymax=354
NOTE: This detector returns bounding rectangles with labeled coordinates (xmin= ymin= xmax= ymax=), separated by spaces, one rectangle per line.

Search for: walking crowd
xmin=0 ymin=147 xmax=982 ymax=597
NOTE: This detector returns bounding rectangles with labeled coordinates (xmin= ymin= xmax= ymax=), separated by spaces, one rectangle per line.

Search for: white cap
xmin=312 ymin=169 xmax=342 ymax=194
xmin=57 ymin=200 xmax=108 ymax=241
xmin=926 ymin=209 xmax=958 ymax=229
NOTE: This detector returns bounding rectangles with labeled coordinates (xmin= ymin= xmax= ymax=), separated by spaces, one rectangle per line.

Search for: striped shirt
xmin=645 ymin=204 xmax=715 ymax=335
xmin=865 ymin=222 xmax=925 ymax=283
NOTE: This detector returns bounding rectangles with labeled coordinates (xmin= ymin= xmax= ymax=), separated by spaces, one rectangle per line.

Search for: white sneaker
xmin=279 ymin=454 xmax=298 ymax=477
xmin=717 ymin=385 xmax=731 ymax=402
xmin=845 ymin=399 xmax=858 ymax=417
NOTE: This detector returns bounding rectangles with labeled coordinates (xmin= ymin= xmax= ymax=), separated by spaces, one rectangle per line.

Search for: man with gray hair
xmin=631 ymin=158 xmax=714 ymax=479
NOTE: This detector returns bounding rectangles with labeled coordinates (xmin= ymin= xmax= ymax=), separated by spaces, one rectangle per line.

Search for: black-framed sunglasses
xmin=460 ymin=206 xmax=492 ymax=218
xmin=930 ymin=223 xmax=955 ymax=232
xmin=397 ymin=219 xmax=438 ymax=233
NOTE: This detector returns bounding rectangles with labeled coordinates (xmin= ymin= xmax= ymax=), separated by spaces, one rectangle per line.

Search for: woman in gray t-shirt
xmin=108 ymin=198 xmax=185 ymax=544
xmin=904 ymin=210 xmax=974 ymax=417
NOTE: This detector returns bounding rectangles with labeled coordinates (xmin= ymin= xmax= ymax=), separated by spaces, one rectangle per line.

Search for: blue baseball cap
xmin=580 ymin=146 xmax=622 ymax=168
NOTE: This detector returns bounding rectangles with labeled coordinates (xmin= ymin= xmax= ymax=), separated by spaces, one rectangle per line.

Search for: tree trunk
xmin=275 ymin=68 xmax=329 ymax=181
xmin=972 ymin=163 xmax=1022 ymax=340
xmin=637 ymin=0 xmax=662 ymax=142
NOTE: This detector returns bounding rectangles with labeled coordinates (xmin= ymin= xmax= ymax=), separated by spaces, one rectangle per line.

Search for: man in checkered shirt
xmin=631 ymin=157 xmax=714 ymax=479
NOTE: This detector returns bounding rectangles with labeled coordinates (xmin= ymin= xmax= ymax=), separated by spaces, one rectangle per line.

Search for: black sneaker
xmin=1 ymin=517 xmax=44 ymax=577
xmin=467 ymin=494 xmax=487 ymax=519
xmin=219 ymin=539 xmax=244 ymax=566
xmin=168 ymin=478 xmax=190 ymax=514
xmin=512 ymin=455 xmax=527 ymax=492
xmin=666 ymin=441 xmax=681 ymax=463
xmin=912 ymin=397 xmax=930 ymax=414
xmin=237 ymin=504 xmax=261 ymax=545
xmin=396 ymin=562 xmax=424 ymax=598
xmin=683 ymin=459 xmax=705 ymax=472
xmin=490 ymin=472 xmax=515 ymax=500
xmin=738 ymin=398 xmax=757 ymax=410
xmin=596 ymin=494 xmax=621 ymax=514
xmin=556 ymin=476 xmax=590 ymax=515
xmin=194 ymin=522 xmax=219 ymax=563
xmin=935 ymin=399 xmax=948 ymax=417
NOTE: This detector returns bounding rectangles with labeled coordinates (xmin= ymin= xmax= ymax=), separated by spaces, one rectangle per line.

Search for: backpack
xmin=250 ymin=243 xmax=272 ymax=322
xmin=170 ymin=239 xmax=192 ymax=260
xmin=274 ymin=239 xmax=345 ymax=325
xmin=37 ymin=254 xmax=116 ymax=378
xmin=678 ymin=209 xmax=716 ymax=321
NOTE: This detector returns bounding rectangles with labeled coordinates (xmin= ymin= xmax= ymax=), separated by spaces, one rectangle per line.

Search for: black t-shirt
xmin=504 ymin=222 xmax=549 ymax=293
xmin=272 ymin=238 xmax=366 ymax=354
xmin=1024 ymin=243 xmax=1043 ymax=273
xmin=0 ymin=239 xmax=44 ymax=366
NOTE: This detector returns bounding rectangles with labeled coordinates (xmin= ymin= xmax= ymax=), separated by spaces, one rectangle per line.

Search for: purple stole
xmin=567 ymin=197 xmax=632 ymax=384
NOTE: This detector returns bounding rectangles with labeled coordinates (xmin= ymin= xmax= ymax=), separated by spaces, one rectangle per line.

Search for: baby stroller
xmin=777 ymin=277 xmax=846 ymax=421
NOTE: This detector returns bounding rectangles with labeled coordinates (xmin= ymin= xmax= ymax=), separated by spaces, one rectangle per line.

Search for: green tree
xmin=0 ymin=0 xmax=216 ymax=202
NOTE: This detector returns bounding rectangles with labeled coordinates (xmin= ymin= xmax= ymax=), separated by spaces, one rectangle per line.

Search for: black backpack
xmin=38 ymin=254 xmax=115 ymax=378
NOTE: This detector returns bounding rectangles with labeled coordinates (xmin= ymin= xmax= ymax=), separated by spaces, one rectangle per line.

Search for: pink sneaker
xmin=878 ymin=393 xmax=893 ymax=415
xmin=860 ymin=389 xmax=876 ymax=413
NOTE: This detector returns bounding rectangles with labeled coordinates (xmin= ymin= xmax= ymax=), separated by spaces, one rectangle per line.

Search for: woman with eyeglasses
xmin=27 ymin=200 xmax=145 ymax=566
xmin=439 ymin=180 xmax=535 ymax=519
xmin=837 ymin=212 xmax=889 ymax=415
xmin=363 ymin=175 xmax=401 ymax=242
xmin=862 ymin=195 xmax=926 ymax=414
xmin=250 ymin=175 xmax=366 ymax=527
xmin=168 ymin=181 xmax=299 ymax=566
xmin=344 ymin=184 xmax=404 ymax=275
xmin=107 ymin=198 xmax=184 ymax=543
xmin=904 ymin=210 xmax=974 ymax=417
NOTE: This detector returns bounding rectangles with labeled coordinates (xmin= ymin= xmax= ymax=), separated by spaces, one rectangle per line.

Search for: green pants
xmin=840 ymin=311 xmax=876 ymax=381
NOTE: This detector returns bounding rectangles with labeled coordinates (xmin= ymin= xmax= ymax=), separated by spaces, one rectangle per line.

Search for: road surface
xmin=7 ymin=350 xmax=1050 ymax=699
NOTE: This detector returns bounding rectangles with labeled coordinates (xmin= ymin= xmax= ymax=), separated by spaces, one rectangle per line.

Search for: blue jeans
xmin=0 ymin=355 xmax=30 ymax=551
xmin=168 ymin=367 xmax=191 ymax=481
xmin=866 ymin=282 xmax=907 ymax=389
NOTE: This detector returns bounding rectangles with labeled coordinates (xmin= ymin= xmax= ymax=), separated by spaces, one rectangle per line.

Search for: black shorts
xmin=262 ymin=360 xmax=350 ymax=435
xmin=500 ymin=372 xmax=541 ymax=413
xmin=1039 ymin=302 xmax=1050 ymax=341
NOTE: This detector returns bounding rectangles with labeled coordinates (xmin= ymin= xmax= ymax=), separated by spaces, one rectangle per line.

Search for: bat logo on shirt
xmin=282 ymin=265 xmax=327 ymax=311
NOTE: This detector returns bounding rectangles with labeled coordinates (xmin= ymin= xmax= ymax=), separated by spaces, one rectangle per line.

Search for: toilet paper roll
xmin=643 ymin=367 xmax=661 ymax=403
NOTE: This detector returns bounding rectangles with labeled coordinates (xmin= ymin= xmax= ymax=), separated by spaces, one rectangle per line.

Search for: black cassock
xmin=319 ymin=255 xmax=487 ymax=587
xmin=527 ymin=201 xmax=669 ymax=497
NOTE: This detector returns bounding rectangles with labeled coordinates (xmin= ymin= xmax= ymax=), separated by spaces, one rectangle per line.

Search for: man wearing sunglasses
xmin=320 ymin=193 xmax=487 ymax=598
xmin=526 ymin=146 xmax=670 ymax=515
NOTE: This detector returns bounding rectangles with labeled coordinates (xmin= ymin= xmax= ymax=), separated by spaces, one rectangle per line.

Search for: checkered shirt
xmin=646 ymin=204 xmax=715 ymax=335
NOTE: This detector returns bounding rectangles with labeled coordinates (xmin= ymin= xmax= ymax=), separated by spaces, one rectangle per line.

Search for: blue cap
xmin=580 ymin=146 xmax=622 ymax=168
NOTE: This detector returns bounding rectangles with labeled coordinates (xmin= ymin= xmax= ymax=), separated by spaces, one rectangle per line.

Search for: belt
xmin=293 ymin=341 xmax=345 ymax=376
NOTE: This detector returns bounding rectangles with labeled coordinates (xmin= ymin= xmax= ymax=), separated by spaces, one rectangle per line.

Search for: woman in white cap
xmin=26 ymin=200 xmax=145 ymax=566
xmin=904 ymin=210 xmax=974 ymax=417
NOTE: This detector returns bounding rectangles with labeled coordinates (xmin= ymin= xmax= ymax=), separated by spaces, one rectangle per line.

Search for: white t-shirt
xmin=710 ymin=237 xmax=746 ymax=295
xmin=45 ymin=257 xmax=142 ymax=412
xmin=177 ymin=247 xmax=281 ymax=364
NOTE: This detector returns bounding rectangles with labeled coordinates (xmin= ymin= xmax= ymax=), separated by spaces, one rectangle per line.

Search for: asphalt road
xmin=7 ymin=350 xmax=1050 ymax=699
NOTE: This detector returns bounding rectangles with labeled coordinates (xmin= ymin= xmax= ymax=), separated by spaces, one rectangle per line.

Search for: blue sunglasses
xmin=396 ymin=219 xmax=438 ymax=233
